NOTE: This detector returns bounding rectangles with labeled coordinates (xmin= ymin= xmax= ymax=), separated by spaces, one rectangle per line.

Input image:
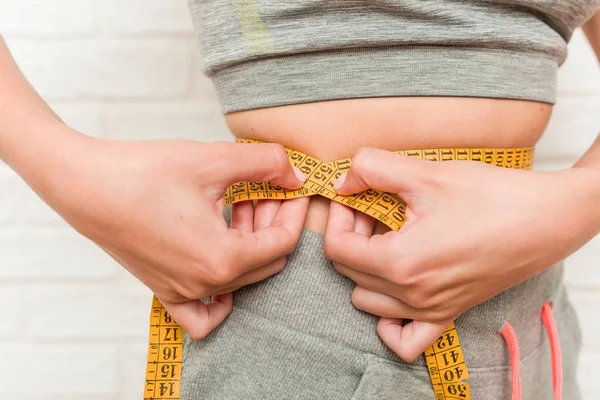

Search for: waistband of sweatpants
xmin=225 ymin=206 xmax=566 ymax=368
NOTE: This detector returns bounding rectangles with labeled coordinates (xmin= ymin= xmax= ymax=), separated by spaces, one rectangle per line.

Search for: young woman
xmin=1 ymin=1 xmax=600 ymax=399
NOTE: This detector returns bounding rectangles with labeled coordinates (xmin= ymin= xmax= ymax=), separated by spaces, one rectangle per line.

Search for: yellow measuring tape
xmin=144 ymin=138 xmax=534 ymax=400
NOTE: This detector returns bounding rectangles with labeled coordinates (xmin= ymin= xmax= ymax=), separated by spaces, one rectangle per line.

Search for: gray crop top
xmin=187 ymin=0 xmax=600 ymax=114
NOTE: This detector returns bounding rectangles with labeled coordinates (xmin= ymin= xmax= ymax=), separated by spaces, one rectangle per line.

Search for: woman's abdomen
xmin=225 ymin=96 xmax=553 ymax=232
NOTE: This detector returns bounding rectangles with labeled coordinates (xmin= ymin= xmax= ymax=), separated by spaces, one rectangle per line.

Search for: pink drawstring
xmin=542 ymin=302 xmax=563 ymax=400
xmin=500 ymin=322 xmax=522 ymax=400
xmin=500 ymin=302 xmax=563 ymax=400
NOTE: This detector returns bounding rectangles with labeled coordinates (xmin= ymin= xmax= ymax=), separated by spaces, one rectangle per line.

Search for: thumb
xmin=333 ymin=148 xmax=437 ymax=198
xmin=376 ymin=317 xmax=449 ymax=362
xmin=160 ymin=294 xmax=233 ymax=340
xmin=208 ymin=142 xmax=306 ymax=190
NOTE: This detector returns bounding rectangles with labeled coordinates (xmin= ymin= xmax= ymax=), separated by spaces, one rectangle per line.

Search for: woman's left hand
xmin=324 ymin=148 xmax=599 ymax=362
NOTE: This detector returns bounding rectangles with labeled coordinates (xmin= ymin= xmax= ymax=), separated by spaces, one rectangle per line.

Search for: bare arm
xmin=0 ymin=37 xmax=76 ymax=182
xmin=0 ymin=37 xmax=62 ymax=136
xmin=583 ymin=11 xmax=600 ymax=62
xmin=578 ymin=11 xmax=600 ymax=171
xmin=0 ymin=35 xmax=309 ymax=338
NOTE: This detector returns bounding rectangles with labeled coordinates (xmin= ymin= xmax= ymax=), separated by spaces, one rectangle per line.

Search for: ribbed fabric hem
xmin=212 ymin=45 xmax=558 ymax=114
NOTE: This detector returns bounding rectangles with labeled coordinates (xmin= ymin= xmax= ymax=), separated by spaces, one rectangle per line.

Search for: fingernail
xmin=292 ymin=166 xmax=306 ymax=182
xmin=333 ymin=173 xmax=346 ymax=190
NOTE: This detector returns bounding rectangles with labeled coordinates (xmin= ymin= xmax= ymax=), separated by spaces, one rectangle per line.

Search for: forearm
xmin=573 ymin=134 xmax=600 ymax=170
xmin=555 ymin=12 xmax=600 ymax=234
xmin=567 ymin=134 xmax=600 ymax=236
xmin=578 ymin=10 xmax=600 ymax=171
xmin=0 ymin=36 xmax=88 ymax=194
xmin=583 ymin=11 xmax=600 ymax=62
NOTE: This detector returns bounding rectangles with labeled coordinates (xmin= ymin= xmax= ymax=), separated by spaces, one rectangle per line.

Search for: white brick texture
xmin=0 ymin=0 xmax=95 ymax=36
xmin=24 ymin=285 xmax=151 ymax=340
xmin=557 ymin=30 xmax=600 ymax=95
xmin=0 ymin=343 xmax=118 ymax=396
xmin=103 ymin=102 xmax=230 ymax=141
xmin=5 ymin=39 xmax=192 ymax=100
xmin=0 ymin=166 xmax=14 ymax=226
xmin=0 ymin=168 xmax=66 ymax=225
xmin=0 ymin=229 xmax=117 ymax=279
xmin=0 ymin=287 xmax=22 ymax=339
xmin=579 ymin=351 xmax=600 ymax=396
xmin=119 ymin=343 xmax=151 ymax=400
xmin=95 ymin=0 xmax=194 ymax=35
xmin=0 ymin=1 xmax=599 ymax=399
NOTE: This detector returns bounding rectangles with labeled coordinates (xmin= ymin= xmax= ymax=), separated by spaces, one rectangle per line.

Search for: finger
xmin=351 ymin=286 xmax=415 ymax=318
xmin=252 ymin=199 xmax=287 ymax=285
xmin=160 ymin=294 xmax=233 ymax=340
xmin=334 ymin=262 xmax=401 ymax=300
xmin=229 ymin=256 xmax=287 ymax=290
xmin=230 ymin=201 xmax=254 ymax=232
xmin=377 ymin=317 xmax=449 ymax=362
xmin=325 ymin=201 xmax=387 ymax=272
xmin=374 ymin=219 xmax=393 ymax=235
xmin=266 ymin=195 xmax=309 ymax=237
xmin=254 ymin=200 xmax=282 ymax=230
xmin=210 ymin=142 xmax=306 ymax=190
xmin=212 ymin=286 xmax=241 ymax=296
xmin=354 ymin=210 xmax=377 ymax=237
xmin=333 ymin=148 xmax=437 ymax=199
xmin=229 ymin=197 xmax=310 ymax=271
xmin=326 ymin=199 xmax=355 ymax=233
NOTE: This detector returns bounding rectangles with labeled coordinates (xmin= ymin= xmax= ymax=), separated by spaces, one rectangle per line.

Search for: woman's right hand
xmin=27 ymin=129 xmax=309 ymax=339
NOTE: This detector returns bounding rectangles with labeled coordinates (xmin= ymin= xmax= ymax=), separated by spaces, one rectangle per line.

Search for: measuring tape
xmin=144 ymin=138 xmax=534 ymax=400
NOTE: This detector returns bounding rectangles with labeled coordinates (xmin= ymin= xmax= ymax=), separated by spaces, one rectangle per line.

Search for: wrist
xmin=3 ymin=123 xmax=98 ymax=203
xmin=560 ymin=166 xmax=600 ymax=238
xmin=1 ymin=116 xmax=71 ymax=166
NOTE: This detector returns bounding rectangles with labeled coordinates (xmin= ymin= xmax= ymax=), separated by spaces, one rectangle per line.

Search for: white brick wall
xmin=0 ymin=343 xmax=118 ymax=398
xmin=0 ymin=1 xmax=599 ymax=398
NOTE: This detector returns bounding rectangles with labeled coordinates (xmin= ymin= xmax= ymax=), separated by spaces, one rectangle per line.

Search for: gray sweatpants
xmin=181 ymin=226 xmax=581 ymax=399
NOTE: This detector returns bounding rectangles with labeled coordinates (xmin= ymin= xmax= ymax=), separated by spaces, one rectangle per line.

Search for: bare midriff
xmin=226 ymin=97 xmax=553 ymax=233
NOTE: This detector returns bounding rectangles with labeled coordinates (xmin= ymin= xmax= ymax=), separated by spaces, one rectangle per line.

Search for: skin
xmin=1 ymin=11 xmax=599 ymax=362
xmin=226 ymin=96 xmax=553 ymax=234
xmin=0 ymin=37 xmax=310 ymax=339
xmin=583 ymin=11 xmax=600 ymax=60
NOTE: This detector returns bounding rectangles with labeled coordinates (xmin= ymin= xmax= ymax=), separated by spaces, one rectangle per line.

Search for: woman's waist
xmin=226 ymin=96 xmax=552 ymax=232
xmin=225 ymin=96 xmax=552 ymax=162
